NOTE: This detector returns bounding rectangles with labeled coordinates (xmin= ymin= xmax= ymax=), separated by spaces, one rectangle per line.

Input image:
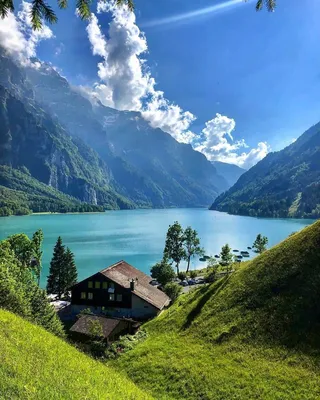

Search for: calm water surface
xmin=0 ymin=209 xmax=314 ymax=287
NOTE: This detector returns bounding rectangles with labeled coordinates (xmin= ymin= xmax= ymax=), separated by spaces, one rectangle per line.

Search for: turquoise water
xmin=0 ymin=209 xmax=315 ymax=287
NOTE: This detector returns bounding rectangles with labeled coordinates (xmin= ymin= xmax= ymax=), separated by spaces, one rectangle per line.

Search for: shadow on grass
xmin=182 ymin=276 xmax=231 ymax=330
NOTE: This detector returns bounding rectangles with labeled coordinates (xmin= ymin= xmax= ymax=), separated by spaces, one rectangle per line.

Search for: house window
xmin=88 ymin=292 xmax=93 ymax=300
xmin=95 ymin=281 xmax=101 ymax=289
xmin=109 ymin=282 xmax=115 ymax=289
xmin=81 ymin=292 xmax=86 ymax=299
xmin=116 ymin=294 xmax=122 ymax=302
xmin=144 ymin=306 xmax=149 ymax=309
xmin=109 ymin=293 xmax=115 ymax=301
xmin=102 ymin=282 xmax=108 ymax=289
xmin=88 ymin=281 xmax=93 ymax=289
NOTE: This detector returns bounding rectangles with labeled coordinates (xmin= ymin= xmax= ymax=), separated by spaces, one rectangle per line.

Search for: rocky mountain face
xmin=211 ymin=122 xmax=320 ymax=218
xmin=0 ymin=58 xmax=132 ymax=210
xmin=24 ymin=60 xmax=228 ymax=208
xmin=211 ymin=161 xmax=246 ymax=187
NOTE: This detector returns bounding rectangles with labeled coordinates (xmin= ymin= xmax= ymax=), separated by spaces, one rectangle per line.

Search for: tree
xmin=177 ymin=271 xmax=187 ymax=281
xmin=88 ymin=319 xmax=104 ymax=339
xmin=47 ymin=236 xmax=66 ymax=298
xmin=220 ymin=244 xmax=234 ymax=275
xmin=204 ymin=258 xmax=218 ymax=282
xmin=31 ymin=229 xmax=44 ymax=285
xmin=189 ymin=270 xmax=198 ymax=279
xmin=183 ymin=227 xmax=204 ymax=273
xmin=150 ymin=259 xmax=175 ymax=286
xmin=164 ymin=282 xmax=182 ymax=303
xmin=252 ymin=234 xmax=268 ymax=254
xmin=0 ymin=0 xmax=275 ymax=31
xmin=7 ymin=233 xmax=33 ymax=268
xmin=47 ymin=238 xmax=78 ymax=298
xmin=0 ymin=0 xmax=134 ymax=30
xmin=163 ymin=221 xmax=186 ymax=275
xmin=64 ymin=247 xmax=78 ymax=290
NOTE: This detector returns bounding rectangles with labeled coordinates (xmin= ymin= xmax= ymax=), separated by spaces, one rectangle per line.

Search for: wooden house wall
xmin=71 ymin=273 xmax=131 ymax=309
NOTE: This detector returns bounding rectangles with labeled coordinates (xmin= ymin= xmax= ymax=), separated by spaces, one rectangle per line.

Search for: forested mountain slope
xmin=211 ymin=122 xmax=320 ymax=218
xmin=25 ymin=59 xmax=228 ymax=207
xmin=113 ymin=221 xmax=320 ymax=399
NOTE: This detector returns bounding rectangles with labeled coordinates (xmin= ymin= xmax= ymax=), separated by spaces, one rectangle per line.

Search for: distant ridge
xmin=211 ymin=121 xmax=320 ymax=218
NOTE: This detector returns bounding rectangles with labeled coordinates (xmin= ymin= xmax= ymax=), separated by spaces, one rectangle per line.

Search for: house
xmin=70 ymin=260 xmax=170 ymax=320
xmin=69 ymin=314 xmax=140 ymax=344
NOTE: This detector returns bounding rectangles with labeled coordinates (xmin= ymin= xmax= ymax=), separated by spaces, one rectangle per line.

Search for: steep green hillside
xmin=0 ymin=310 xmax=152 ymax=400
xmin=113 ymin=221 xmax=320 ymax=399
xmin=0 ymin=166 xmax=107 ymax=216
xmin=211 ymin=122 xmax=320 ymax=218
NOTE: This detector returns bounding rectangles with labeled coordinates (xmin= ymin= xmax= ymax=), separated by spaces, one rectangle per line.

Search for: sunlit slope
xmin=113 ymin=221 xmax=320 ymax=400
xmin=0 ymin=310 xmax=152 ymax=400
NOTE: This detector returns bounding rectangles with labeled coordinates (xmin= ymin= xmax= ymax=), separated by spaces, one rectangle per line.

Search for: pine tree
xmin=47 ymin=236 xmax=65 ymax=298
xmin=64 ymin=247 xmax=78 ymax=290
xmin=220 ymin=244 xmax=234 ymax=276
xmin=253 ymin=234 xmax=268 ymax=254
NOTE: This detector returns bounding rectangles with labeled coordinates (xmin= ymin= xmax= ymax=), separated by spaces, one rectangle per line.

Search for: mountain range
xmin=211 ymin=122 xmax=320 ymax=218
xmin=211 ymin=161 xmax=246 ymax=187
xmin=0 ymin=48 xmax=230 ymax=215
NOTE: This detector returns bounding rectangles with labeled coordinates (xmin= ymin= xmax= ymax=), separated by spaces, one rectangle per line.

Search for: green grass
xmin=0 ymin=310 xmax=152 ymax=400
xmin=112 ymin=220 xmax=320 ymax=399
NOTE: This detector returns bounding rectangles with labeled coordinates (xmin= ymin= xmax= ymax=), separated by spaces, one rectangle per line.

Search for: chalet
xmin=69 ymin=314 xmax=140 ymax=344
xmin=70 ymin=260 xmax=170 ymax=320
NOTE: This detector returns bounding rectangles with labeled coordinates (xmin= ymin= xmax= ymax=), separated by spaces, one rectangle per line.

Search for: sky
xmin=1 ymin=0 xmax=320 ymax=169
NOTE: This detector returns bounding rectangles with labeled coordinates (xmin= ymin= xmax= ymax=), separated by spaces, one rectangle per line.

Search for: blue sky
xmin=1 ymin=0 xmax=320 ymax=168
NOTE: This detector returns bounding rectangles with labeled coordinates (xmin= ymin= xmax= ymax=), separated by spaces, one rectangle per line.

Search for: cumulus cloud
xmin=195 ymin=113 xmax=269 ymax=169
xmin=86 ymin=0 xmax=196 ymax=142
xmin=0 ymin=1 xmax=53 ymax=65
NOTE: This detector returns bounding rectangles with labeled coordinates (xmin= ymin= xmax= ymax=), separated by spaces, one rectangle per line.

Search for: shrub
xmin=178 ymin=271 xmax=187 ymax=281
xmin=164 ymin=282 xmax=182 ymax=303
xmin=189 ymin=270 xmax=198 ymax=279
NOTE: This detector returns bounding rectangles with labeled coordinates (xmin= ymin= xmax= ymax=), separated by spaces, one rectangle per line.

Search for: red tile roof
xmin=100 ymin=260 xmax=170 ymax=310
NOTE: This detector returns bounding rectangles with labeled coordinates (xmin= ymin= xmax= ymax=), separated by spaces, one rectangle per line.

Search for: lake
xmin=0 ymin=209 xmax=315 ymax=287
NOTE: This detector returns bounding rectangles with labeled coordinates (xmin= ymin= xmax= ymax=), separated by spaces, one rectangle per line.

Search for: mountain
xmin=211 ymin=161 xmax=246 ymax=187
xmin=0 ymin=166 xmax=108 ymax=216
xmin=113 ymin=221 xmax=320 ymax=399
xmin=22 ymin=57 xmax=228 ymax=208
xmin=211 ymin=123 xmax=320 ymax=218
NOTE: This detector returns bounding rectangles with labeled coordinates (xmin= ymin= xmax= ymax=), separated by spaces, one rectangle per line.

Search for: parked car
xmin=150 ymin=280 xmax=159 ymax=286
xmin=179 ymin=280 xmax=189 ymax=286
xmin=195 ymin=278 xmax=205 ymax=284
xmin=188 ymin=279 xmax=197 ymax=286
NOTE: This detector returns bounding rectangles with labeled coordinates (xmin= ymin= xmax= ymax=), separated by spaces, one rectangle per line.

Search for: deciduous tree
xmin=183 ymin=227 xmax=204 ymax=273
xmin=150 ymin=259 xmax=175 ymax=286
xmin=164 ymin=282 xmax=182 ymax=303
xmin=164 ymin=221 xmax=186 ymax=275
xmin=31 ymin=229 xmax=44 ymax=285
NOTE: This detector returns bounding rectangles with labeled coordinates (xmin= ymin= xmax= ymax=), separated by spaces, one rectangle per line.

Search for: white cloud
xmin=195 ymin=113 xmax=270 ymax=169
xmin=54 ymin=43 xmax=65 ymax=57
xmin=86 ymin=0 xmax=196 ymax=143
xmin=0 ymin=1 xmax=53 ymax=65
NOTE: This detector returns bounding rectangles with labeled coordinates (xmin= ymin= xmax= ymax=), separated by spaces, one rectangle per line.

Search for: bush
xmin=189 ymin=270 xmax=198 ymax=279
xmin=150 ymin=259 xmax=175 ymax=286
xmin=204 ymin=268 xmax=216 ymax=283
xmin=178 ymin=271 xmax=187 ymax=281
xmin=164 ymin=282 xmax=182 ymax=303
